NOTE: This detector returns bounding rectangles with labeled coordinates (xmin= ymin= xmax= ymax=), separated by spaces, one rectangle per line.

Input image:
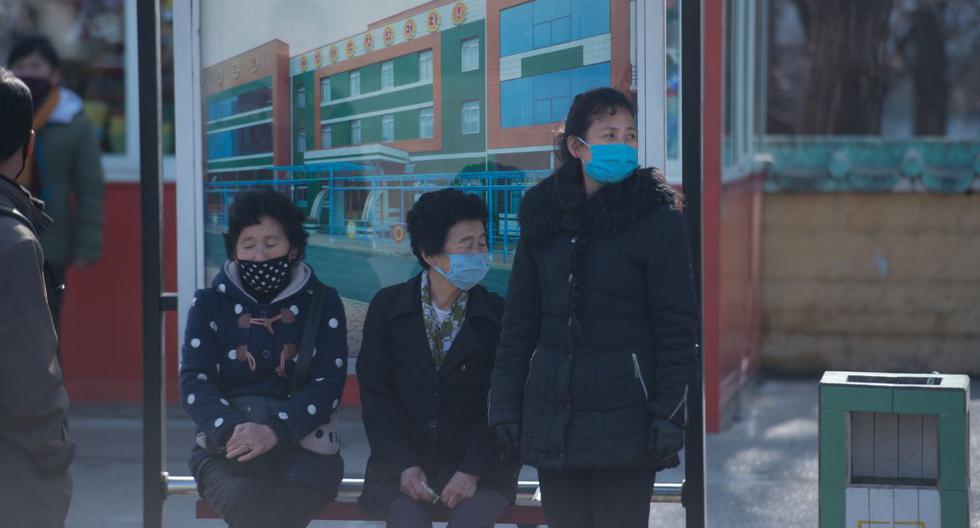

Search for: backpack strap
xmin=290 ymin=281 xmax=326 ymax=396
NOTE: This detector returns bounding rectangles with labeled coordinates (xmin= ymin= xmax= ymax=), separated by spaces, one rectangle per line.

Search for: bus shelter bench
xmin=167 ymin=475 xmax=683 ymax=526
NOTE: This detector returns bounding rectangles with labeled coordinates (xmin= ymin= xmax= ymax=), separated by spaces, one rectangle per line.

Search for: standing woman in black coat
xmin=357 ymin=189 xmax=520 ymax=527
xmin=488 ymin=87 xmax=699 ymax=528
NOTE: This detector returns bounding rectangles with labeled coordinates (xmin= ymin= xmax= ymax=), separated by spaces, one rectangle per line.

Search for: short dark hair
xmin=8 ymin=35 xmax=61 ymax=71
xmin=223 ymin=189 xmax=309 ymax=261
xmin=406 ymin=188 xmax=488 ymax=269
xmin=0 ymin=67 xmax=33 ymax=162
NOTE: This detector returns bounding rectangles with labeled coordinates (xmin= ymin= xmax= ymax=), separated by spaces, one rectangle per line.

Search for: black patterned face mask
xmin=237 ymin=255 xmax=292 ymax=303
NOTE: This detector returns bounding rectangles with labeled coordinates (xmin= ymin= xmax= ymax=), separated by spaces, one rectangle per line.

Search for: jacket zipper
xmin=631 ymin=353 xmax=649 ymax=401
xmin=522 ymin=348 xmax=539 ymax=392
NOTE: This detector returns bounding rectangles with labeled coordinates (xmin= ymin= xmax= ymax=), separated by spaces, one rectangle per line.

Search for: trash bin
xmin=819 ymin=371 xmax=971 ymax=527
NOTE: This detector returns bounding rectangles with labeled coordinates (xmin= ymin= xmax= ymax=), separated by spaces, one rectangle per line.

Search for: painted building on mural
xmin=202 ymin=41 xmax=292 ymax=221
xmin=197 ymin=0 xmax=634 ymax=257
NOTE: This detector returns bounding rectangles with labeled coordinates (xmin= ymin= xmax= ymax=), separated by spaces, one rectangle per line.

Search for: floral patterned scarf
xmin=421 ymin=271 xmax=468 ymax=369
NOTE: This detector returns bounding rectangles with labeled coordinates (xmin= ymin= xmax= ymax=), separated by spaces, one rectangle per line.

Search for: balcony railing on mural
xmin=763 ymin=137 xmax=980 ymax=193
xmin=204 ymin=164 xmax=552 ymax=261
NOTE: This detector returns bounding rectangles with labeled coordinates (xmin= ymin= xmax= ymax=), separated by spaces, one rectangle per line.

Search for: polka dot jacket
xmin=179 ymin=261 xmax=347 ymax=481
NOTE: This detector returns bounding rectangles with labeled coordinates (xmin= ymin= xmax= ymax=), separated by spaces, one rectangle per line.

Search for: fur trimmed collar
xmin=518 ymin=167 xmax=677 ymax=240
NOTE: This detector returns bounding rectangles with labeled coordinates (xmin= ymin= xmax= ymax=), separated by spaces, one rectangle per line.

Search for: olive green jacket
xmin=36 ymin=88 xmax=105 ymax=266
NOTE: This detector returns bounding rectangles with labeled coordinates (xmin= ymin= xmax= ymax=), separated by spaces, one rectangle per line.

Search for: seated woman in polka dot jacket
xmin=179 ymin=189 xmax=347 ymax=528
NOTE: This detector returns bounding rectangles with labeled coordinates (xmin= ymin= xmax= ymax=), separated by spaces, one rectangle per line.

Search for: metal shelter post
xmin=138 ymin=0 xmax=170 ymax=527
xmin=681 ymin=0 xmax=706 ymax=526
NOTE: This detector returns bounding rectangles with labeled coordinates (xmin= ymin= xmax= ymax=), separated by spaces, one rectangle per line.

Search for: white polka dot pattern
xmin=278 ymin=412 xmax=289 ymax=420
xmin=214 ymin=418 xmax=224 ymax=427
xmin=218 ymin=284 xmax=226 ymax=293
xmin=234 ymin=304 xmax=242 ymax=314
xmin=335 ymin=358 xmax=344 ymax=368
xmin=197 ymin=373 xmax=207 ymax=381
xmin=187 ymin=394 xmax=196 ymax=405
xmin=332 ymin=399 xmax=340 ymax=409
xmin=220 ymin=398 xmax=229 ymax=406
xmin=190 ymin=338 xmax=201 ymax=348
xmin=328 ymin=318 xmax=339 ymax=329
xmin=307 ymin=404 xmax=317 ymax=415
xmin=228 ymin=350 xmax=236 ymax=360
xmin=290 ymin=305 xmax=300 ymax=315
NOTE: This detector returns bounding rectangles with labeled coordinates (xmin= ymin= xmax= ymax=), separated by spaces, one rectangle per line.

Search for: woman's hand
xmin=441 ymin=471 xmax=479 ymax=509
xmin=225 ymin=422 xmax=278 ymax=462
xmin=400 ymin=466 xmax=437 ymax=502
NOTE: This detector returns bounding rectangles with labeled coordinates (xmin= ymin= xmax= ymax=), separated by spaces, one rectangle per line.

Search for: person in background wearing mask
xmin=180 ymin=189 xmax=347 ymax=528
xmin=8 ymin=35 xmax=106 ymax=332
xmin=358 ymin=189 xmax=520 ymax=527
xmin=0 ymin=67 xmax=74 ymax=528
xmin=489 ymin=87 xmax=699 ymax=528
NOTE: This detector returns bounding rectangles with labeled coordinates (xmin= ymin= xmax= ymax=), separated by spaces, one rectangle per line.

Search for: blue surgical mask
xmin=432 ymin=252 xmax=490 ymax=291
xmin=578 ymin=138 xmax=639 ymax=184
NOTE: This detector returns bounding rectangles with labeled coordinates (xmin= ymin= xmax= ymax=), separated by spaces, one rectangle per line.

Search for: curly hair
xmin=223 ymin=189 xmax=309 ymax=261
xmin=406 ymin=188 xmax=488 ymax=269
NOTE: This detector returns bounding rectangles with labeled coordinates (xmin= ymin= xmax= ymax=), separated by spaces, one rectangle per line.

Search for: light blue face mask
xmin=433 ymin=252 xmax=491 ymax=291
xmin=577 ymin=137 xmax=639 ymax=184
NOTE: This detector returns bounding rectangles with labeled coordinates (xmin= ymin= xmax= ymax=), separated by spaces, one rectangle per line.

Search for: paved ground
xmin=65 ymin=376 xmax=979 ymax=527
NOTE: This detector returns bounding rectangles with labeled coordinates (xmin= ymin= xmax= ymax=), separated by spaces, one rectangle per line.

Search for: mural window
xmin=382 ymin=114 xmax=395 ymax=142
xmin=381 ymin=60 xmax=394 ymax=89
xmin=297 ymin=85 xmax=306 ymax=108
xmin=419 ymin=107 xmax=434 ymax=138
xmin=501 ymin=62 xmax=610 ymax=128
xmin=350 ymin=71 xmax=361 ymax=97
xmin=321 ymin=125 xmax=332 ymax=148
xmin=419 ymin=50 xmax=433 ymax=82
xmin=207 ymin=123 xmax=274 ymax=159
xmin=297 ymin=128 xmax=307 ymax=153
xmin=351 ymin=119 xmax=362 ymax=145
xmin=462 ymin=100 xmax=480 ymax=134
xmin=461 ymin=38 xmax=480 ymax=72
xmin=499 ymin=0 xmax=609 ymax=57
xmin=320 ymin=77 xmax=331 ymax=103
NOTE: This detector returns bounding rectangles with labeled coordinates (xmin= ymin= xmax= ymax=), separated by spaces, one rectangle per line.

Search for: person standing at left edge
xmin=0 ymin=67 xmax=74 ymax=528
xmin=8 ymin=35 xmax=106 ymax=332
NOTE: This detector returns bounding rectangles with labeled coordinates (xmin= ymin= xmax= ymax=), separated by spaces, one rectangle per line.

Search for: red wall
xmin=61 ymin=182 xmax=180 ymax=403
xmin=716 ymin=174 xmax=764 ymax=429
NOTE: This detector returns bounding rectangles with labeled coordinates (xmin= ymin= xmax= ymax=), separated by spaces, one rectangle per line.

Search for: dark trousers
xmin=386 ymin=488 xmax=509 ymax=528
xmin=538 ymin=468 xmax=656 ymax=528
xmin=197 ymin=458 xmax=333 ymax=528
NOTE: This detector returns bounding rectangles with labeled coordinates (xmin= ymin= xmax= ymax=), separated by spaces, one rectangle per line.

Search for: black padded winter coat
xmin=488 ymin=168 xmax=699 ymax=470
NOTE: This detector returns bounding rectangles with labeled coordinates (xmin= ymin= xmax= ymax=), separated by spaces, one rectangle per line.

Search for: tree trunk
xmin=800 ymin=0 xmax=893 ymax=134
xmin=906 ymin=6 xmax=949 ymax=136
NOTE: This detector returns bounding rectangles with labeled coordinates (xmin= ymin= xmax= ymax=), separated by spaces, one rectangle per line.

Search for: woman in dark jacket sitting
xmin=489 ymin=88 xmax=699 ymax=528
xmin=180 ymin=190 xmax=347 ymax=528
xmin=357 ymin=189 xmax=520 ymax=527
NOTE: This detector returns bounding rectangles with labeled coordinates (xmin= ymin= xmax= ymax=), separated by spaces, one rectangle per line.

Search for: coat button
xmin=261 ymin=349 xmax=271 ymax=359
xmin=570 ymin=236 xmax=577 ymax=244
xmin=434 ymin=391 xmax=440 ymax=398
xmin=428 ymin=419 xmax=438 ymax=429
xmin=460 ymin=364 xmax=467 ymax=372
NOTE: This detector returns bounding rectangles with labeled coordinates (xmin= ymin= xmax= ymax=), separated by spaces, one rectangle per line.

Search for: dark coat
xmin=488 ymin=168 xmax=699 ymax=470
xmin=179 ymin=262 xmax=347 ymax=494
xmin=0 ymin=175 xmax=74 ymax=524
xmin=357 ymin=273 xmax=520 ymax=517
xmin=35 ymin=88 xmax=105 ymax=266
